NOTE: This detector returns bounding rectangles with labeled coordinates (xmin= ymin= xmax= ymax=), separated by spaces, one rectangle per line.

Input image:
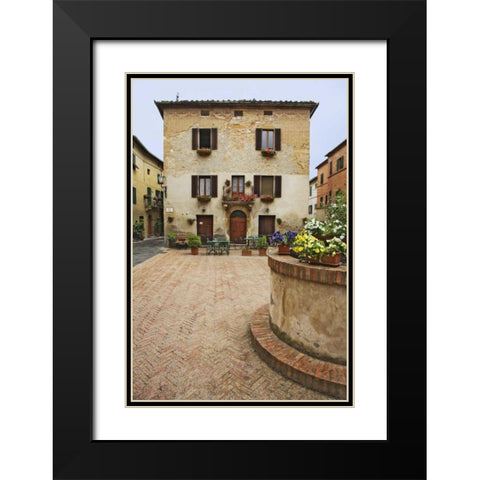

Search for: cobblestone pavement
xmin=132 ymin=237 xmax=167 ymax=266
xmin=132 ymin=248 xmax=333 ymax=401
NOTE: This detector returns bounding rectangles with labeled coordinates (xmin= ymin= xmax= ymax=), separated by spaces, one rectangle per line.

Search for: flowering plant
xmin=323 ymin=237 xmax=347 ymax=256
xmin=260 ymin=194 xmax=274 ymax=202
xmin=261 ymin=148 xmax=276 ymax=156
xmin=196 ymin=194 xmax=211 ymax=202
xmin=292 ymin=231 xmax=325 ymax=260
xmin=225 ymin=193 xmax=257 ymax=202
xmin=269 ymin=230 xmax=298 ymax=246
xmin=304 ymin=218 xmax=327 ymax=238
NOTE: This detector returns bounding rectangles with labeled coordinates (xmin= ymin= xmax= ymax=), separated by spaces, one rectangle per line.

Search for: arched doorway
xmin=229 ymin=210 xmax=246 ymax=243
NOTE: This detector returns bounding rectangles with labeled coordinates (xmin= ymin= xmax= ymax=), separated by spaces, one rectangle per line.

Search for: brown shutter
xmin=274 ymin=129 xmax=281 ymax=151
xmin=274 ymin=176 xmax=282 ymax=197
xmin=211 ymin=176 xmax=218 ymax=197
xmin=192 ymin=128 xmax=198 ymax=150
xmin=255 ymin=129 xmax=262 ymax=150
xmin=253 ymin=175 xmax=260 ymax=195
xmin=192 ymin=176 xmax=198 ymax=197
xmin=211 ymin=128 xmax=218 ymax=150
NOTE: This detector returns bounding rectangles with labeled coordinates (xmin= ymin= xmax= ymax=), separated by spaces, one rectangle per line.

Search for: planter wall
xmin=268 ymin=252 xmax=347 ymax=364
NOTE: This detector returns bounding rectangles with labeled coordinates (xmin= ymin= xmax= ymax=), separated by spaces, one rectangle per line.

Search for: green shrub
xmin=187 ymin=234 xmax=202 ymax=248
xmin=257 ymin=236 xmax=268 ymax=249
xmin=133 ymin=220 xmax=144 ymax=240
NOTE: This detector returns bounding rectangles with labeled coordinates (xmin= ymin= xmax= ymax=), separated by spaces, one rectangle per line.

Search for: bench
xmin=175 ymin=234 xmax=189 ymax=249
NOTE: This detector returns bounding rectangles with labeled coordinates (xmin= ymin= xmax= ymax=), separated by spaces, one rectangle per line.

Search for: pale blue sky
xmin=132 ymin=78 xmax=348 ymax=179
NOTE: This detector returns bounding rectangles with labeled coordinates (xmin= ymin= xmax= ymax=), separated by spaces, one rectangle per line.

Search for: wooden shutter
xmin=253 ymin=175 xmax=260 ymax=195
xmin=274 ymin=129 xmax=281 ymax=151
xmin=192 ymin=128 xmax=198 ymax=149
xmin=191 ymin=176 xmax=198 ymax=197
xmin=211 ymin=128 xmax=218 ymax=150
xmin=211 ymin=176 xmax=218 ymax=197
xmin=255 ymin=129 xmax=262 ymax=150
xmin=274 ymin=176 xmax=282 ymax=197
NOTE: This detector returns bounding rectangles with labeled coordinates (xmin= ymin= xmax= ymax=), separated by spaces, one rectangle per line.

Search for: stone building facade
xmin=308 ymin=176 xmax=318 ymax=218
xmin=315 ymin=139 xmax=347 ymax=210
xmin=132 ymin=135 xmax=165 ymax=238
xmin=154 ymin=100 xmax=318 ymax=243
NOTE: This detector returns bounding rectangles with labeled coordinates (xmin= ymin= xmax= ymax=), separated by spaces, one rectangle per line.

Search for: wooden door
xmin=196 ymin=215 xmax=213 ymax=244
xmin=230 ymin=210 xmax=247 ymax=243
xmin=258 ymin=215 xmax=275 ymax=236
xmin=147 ymin=215 xmax=153 ymax=236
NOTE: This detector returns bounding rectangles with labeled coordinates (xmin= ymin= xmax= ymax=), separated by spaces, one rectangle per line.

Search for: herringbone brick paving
xmin=132 ymin=248 xmax=333 ymax=400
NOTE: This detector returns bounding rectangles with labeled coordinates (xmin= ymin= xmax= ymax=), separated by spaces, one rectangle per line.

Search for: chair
xmin=217 ymin=237 xmax=230 ymax=255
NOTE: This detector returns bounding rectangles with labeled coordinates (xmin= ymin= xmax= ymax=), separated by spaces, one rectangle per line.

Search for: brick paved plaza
xmin=132 ymin=248 xmax=334 ymax=401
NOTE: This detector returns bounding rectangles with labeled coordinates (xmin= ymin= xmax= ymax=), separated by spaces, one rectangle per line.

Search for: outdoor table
xmin=207 ymin=239 xmax=230 ymax=255
xmin=245 ymin=236 xmax=259 ymax=249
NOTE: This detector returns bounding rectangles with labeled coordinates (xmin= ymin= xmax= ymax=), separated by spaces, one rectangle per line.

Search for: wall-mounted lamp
xmin=265 ymin=208 xmax=270 ymax=213
xmin=157 ymin=173 xmax=166 ymax=185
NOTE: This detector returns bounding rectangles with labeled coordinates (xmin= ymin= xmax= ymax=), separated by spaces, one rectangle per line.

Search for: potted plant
xmin=167 ymin=231 xmax=176 ymax=248
xmin=245 ymin=180 xmax=252 ymax=188
xmin=187 ymin=218 xmax=196 ymax=225
xmin=196 ymin=148 xmax=211 ymax=156
xmin=132 ymin=219 xmax=144 ymax=241
xmin=257 ymin=236 xmax=268 ymax=256
xmin=261 ymin=148 xmax=276 ymax=157
xmin=269 ymin=230 xmax=298 ymax=254
xmin=276 ymin=218 xmax=282 ymax=225
xmin=187 ymin=234 xmax=202 ymax=255
xmin=292 ymin=231 xmax=325 ymax=264
xmin=167 ymin=216 xmax=174 ymax=223
xmin=241 ymin=244 xmax=252 ymax=256
xmin=320 ymin=237 xmax=347 ymax=267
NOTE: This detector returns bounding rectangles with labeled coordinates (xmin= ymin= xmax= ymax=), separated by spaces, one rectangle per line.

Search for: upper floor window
xmin=132 ymin=187 xmax=136 ymax=204
xmin=329 ymin=162 xmax=333 ymax=176
xmin=132 ymin=153 xmax=138 ymax=170
xmin=234 ymin=110 xmax=243 ymax=117
xmin=255 ymin=128 xmax=281 ymax=151
xmin=201 ymin=110 xmax=210 ymax=116
xmin=232 ymin=176 xmax=245 ymax=195
xmin=309 ymin=185 xmax=313 ymax=196
xmin=253 ymin=175 xmax=282 ymax=197
xmin=320 ymin=173 xmax=324 ymax=185
xmin=336 ymin=155 xmax=345 ymax=171
xmin=192 ymin=128 xmax=218 ymax=150
xmin=308 ymin=205 xmax=313 ymax=214
xmin=191 ymin=175 xmax=218 ymax=197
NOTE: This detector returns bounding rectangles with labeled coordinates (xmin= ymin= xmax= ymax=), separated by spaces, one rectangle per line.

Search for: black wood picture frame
xmin=53 ymin=1 xmax=426 ymax=479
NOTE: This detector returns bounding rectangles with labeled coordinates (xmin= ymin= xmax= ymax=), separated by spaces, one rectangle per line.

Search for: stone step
xmin=250 ymin=305 xmax=347 ymax=399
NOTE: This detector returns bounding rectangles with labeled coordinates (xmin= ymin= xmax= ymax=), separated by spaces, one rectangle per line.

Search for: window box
xmin=196 ymin=148 xmax=211 ymax=156
xmin=197 ymin=195 xmax=212 ymax=203
xmin=260 ymin=195 xmax=274 ymax=203
xmin=261 ymin=149 xmax=276 ymax=157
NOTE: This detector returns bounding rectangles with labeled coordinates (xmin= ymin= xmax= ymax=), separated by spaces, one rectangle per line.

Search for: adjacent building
xmin=154 ymin=100 xmax=318 ymax=243
xmin=308 ymin=176 xmax=318 ymax=218
xmin=132 ymin=135 xmax=165 ymax=238
xmin=315 ymin=139 xmax=347 ymax=212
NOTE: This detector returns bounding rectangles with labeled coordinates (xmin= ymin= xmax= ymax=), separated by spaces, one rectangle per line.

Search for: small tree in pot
xmin=187 ymin=234 xmax=202 ymax=255
xmin=257 ymin=236 xmax=268 ymax=256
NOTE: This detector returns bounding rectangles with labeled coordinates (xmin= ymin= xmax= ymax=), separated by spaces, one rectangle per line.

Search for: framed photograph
xmin=54 ymin=1 xmax=425 ymax=479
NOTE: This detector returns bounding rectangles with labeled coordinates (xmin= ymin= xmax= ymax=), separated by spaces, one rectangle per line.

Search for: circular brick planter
xmin=268 ymin=252 xmax=347 ymax=365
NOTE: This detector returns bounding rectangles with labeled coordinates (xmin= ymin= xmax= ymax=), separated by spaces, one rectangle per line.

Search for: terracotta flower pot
xmin=258 ymin=248 xmax=267 ymax=256
xmin=190 ymin=247 xmax=199 ymax=255
xmin=320 ymin=253 xmax=342 ymax=267
xmin=242 ymin=250 xmax=252 ymax=256
xmin=277 ymin=244 xmax=290 ymax=255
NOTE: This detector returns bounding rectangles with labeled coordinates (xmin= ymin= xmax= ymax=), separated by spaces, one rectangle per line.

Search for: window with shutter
xmin=329 ymin=162 xmax=333 ymax=175
xmin=211 ymin=176 xmax=218 ymax=197
xmin=133 ymin=187 xmax=136 ymax=204
xmin=274 ymin=176 xmax=282 ymax=197
xmin=192 ymin=128 xmax=218 ymax=150
xmin=191 ymin=176 xmax=198 ymax=197
xmin=320 ymin=173 xmax=324 ymax=184
xmin=256 ymin=129 xmax=281 ymax=151
xmin=198 ymin=176 xmax=211 ymax=196
xmin=232 ymin=176 xmax=245 ymax=195
xmin=253 ymin=175 xmax=260 ymax=195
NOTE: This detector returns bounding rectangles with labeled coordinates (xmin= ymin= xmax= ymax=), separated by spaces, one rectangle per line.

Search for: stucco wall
xmin=268 ymin=253 xmax=347 ymax=364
